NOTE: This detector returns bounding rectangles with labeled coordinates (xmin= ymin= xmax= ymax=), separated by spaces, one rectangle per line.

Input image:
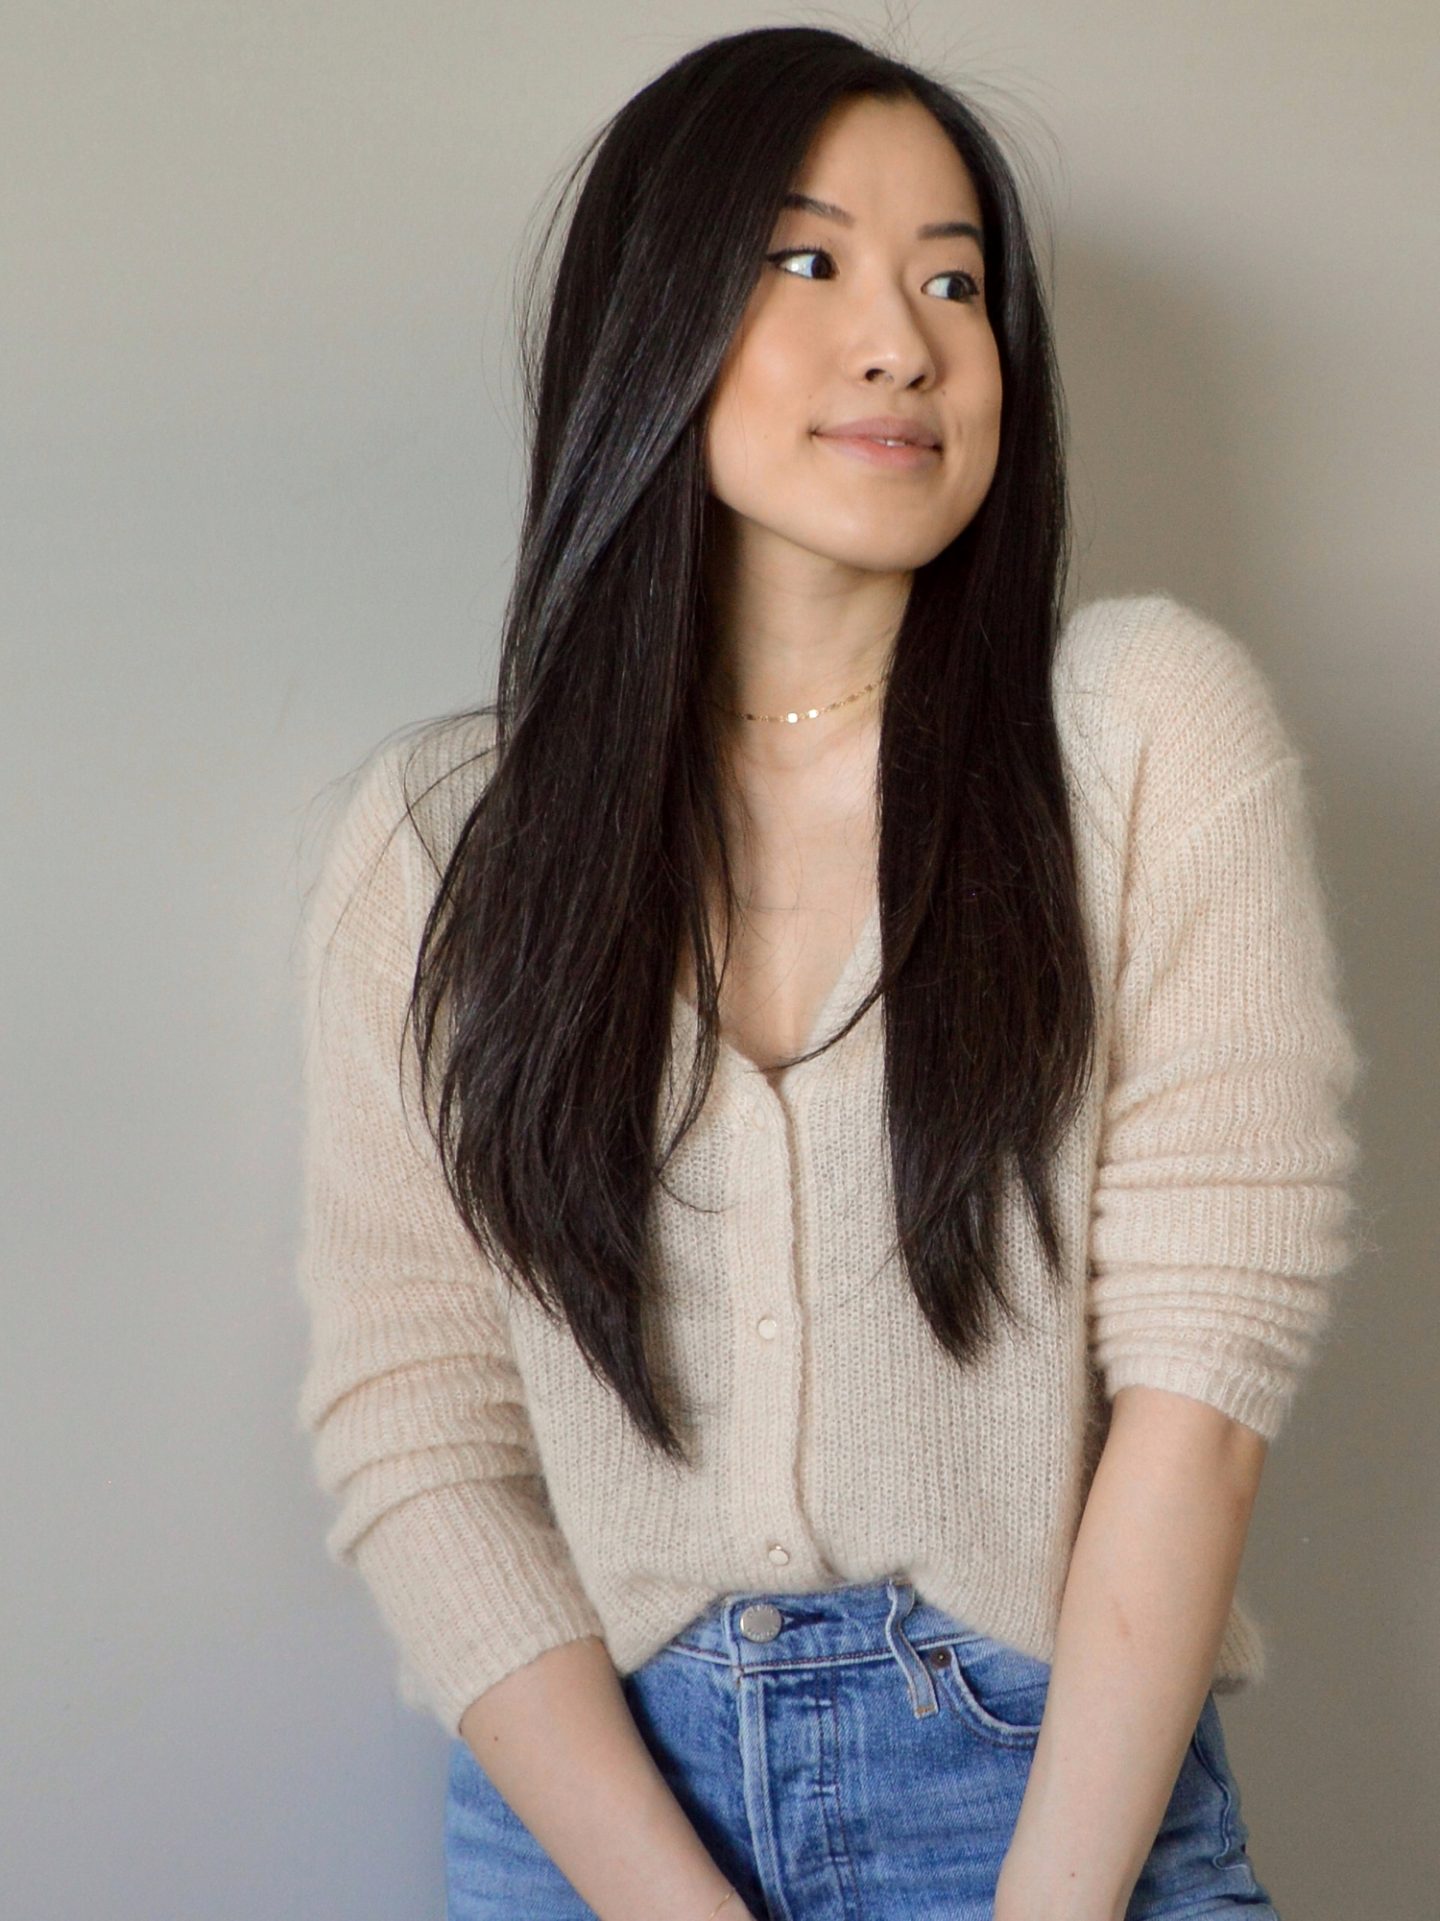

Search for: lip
xmin=813 ymin=429 xmax=940 ymax=471
xmin=814 ymin=413 xmax=942 ymax=449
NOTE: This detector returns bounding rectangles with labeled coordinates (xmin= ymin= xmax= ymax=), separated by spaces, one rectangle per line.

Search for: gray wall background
xmin=3 ymin=4 xmax=1434 ymax=1916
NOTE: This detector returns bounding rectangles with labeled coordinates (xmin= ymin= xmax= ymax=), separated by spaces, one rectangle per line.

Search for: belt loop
xmin=884 ymin=1576 xmax=939 ymax=1718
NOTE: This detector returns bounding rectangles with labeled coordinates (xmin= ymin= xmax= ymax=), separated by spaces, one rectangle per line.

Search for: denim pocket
xmin=926 ymin=1632 xmax=1051 ymax=1745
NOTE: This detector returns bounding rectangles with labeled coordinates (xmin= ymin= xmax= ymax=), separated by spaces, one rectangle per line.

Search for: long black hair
xmin=378 ymin=24 xmax=1096 ymax=1465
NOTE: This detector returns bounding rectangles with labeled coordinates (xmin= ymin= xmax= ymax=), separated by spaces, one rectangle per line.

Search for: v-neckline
xmin=672 ymin=896 xmax=883 ymax=1095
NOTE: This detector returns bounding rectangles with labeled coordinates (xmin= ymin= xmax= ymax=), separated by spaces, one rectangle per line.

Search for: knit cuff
xmin=348 ymin=1478 xmax=609 ymax=1737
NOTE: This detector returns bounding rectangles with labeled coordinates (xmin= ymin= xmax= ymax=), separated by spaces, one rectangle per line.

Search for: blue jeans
xmin=445 ymin=1577 xmax=1281 ymax=1918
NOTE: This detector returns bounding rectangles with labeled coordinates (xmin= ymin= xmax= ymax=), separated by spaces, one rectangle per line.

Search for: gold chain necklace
xmin=715 ymin=674 xmax=885 ymax=724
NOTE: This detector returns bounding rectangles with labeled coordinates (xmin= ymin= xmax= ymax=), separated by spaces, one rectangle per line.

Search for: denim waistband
xmin=666 ymin=1577 xmax=987 ymax=1716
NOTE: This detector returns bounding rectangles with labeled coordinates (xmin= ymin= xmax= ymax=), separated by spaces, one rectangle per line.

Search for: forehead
xmin=787 ymin=95 xmax=982 ymax=226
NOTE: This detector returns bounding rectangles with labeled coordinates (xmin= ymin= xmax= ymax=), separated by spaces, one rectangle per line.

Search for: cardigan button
xmin=756 ymin=1315 xmax=778 ymax=1340
xmin=767 ymin=1543 xmax=791 ymax=1566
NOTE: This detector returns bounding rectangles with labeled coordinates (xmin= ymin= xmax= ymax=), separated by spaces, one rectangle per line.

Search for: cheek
xmin=981 ymin=338 xmax=1004 ymax=431
xmin=986 ymin=368 xmax=1004 ymax=436
xmin=964 ymin=321 xmax=1003 ymax=409
xmin=702 ymin=369 xmax=761 ymax=494
xmin=705 ymin=356 xmax=808 ymax=495
xmin=958 ymin=356 xmax=1004 ymax=482
xmin=720 ymin=301 xmax=817 ymax=415
xmin=704 ymin=399 xmax=775 ymax=498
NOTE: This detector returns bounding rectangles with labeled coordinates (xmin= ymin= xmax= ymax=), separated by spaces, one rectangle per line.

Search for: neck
xmin=700 ymin=517 xmax=907 ymax=747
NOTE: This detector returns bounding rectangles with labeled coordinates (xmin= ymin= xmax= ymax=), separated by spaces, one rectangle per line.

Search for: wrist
xmin=995 ymin=1851 xmax=1127 ymax=1921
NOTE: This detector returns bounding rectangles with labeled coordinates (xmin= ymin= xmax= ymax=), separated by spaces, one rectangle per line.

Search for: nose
xmin=864 ymin=362 xmax=928 ymax=389
xmin=844 ymin=287 xmax=937 ymax=391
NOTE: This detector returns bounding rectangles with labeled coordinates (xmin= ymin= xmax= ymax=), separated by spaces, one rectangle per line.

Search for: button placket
xmin=730 ymin=1084 xmax=818 ymax=1582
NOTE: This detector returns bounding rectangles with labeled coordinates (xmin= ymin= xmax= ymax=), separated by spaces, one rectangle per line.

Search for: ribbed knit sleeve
xmin=1087 ymin=606 xmax=1364 ymax=1442
xmin=293 ymin=737 xmax=606 ymax=1737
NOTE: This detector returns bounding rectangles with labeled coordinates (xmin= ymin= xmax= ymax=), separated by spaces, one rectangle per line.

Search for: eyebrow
xmin=780 ymin=191 xmax=984 ymax=248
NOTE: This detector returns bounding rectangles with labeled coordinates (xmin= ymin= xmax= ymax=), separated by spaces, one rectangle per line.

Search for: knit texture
xmin=293 ymin=594 xmax=1363 ymax=1738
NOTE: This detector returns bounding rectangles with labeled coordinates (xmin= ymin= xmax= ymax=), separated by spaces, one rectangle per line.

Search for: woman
xmin=295 ymin=25 xmax=1362 ymax=1921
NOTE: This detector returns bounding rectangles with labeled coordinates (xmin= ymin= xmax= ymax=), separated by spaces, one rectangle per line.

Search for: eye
xmin=926 ymin=270 xmax=983 ymax=304
xmin=765 ymin=248 xmax=982 ymax=303
xmin=766 ymin=247 xmax=837 ymax=281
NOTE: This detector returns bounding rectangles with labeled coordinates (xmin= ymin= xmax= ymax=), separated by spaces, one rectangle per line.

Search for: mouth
xmin=812 ymin=429 xmax=941 ymax=471
xmin=813 ymin=414 xmax=942 ymax=451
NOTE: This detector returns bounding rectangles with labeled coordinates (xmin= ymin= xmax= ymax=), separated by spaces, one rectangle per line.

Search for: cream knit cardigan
xmin=294 ymin=594 xmax=1363 ymax=1738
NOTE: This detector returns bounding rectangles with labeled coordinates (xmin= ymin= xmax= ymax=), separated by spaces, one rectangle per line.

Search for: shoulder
xmin=389 ymin=707 xmax=503 ymax=868
xmin=301 ymin=707 xmax=501 ymax=960
xmin=1054 ymin=592 xmax=1295 ymax=763
xmin=1053 ymin=592 xmax=1304 ymax=850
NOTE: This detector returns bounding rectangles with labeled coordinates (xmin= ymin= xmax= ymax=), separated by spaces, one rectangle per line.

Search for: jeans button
xmin=738 ymin=1603 xmax=783 ymax=1642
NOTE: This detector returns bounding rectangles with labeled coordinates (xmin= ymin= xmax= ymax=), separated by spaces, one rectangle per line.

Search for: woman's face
xmin=704 ymin=94 xmax=1003 ymax=581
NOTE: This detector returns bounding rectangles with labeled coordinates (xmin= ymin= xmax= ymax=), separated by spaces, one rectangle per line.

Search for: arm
xmin=995 ymin=1388 xmax=1266 ymax=1921
xmin=295 ymin=736 xmax=605 ymax=1726
xmin=296 ymin=739 xmax=752 ymax=1921
xmin=459 ymin=1639 xmax=756 ymax=1921
xmin=997 ymin=620 xmax=1362 ymax=1916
